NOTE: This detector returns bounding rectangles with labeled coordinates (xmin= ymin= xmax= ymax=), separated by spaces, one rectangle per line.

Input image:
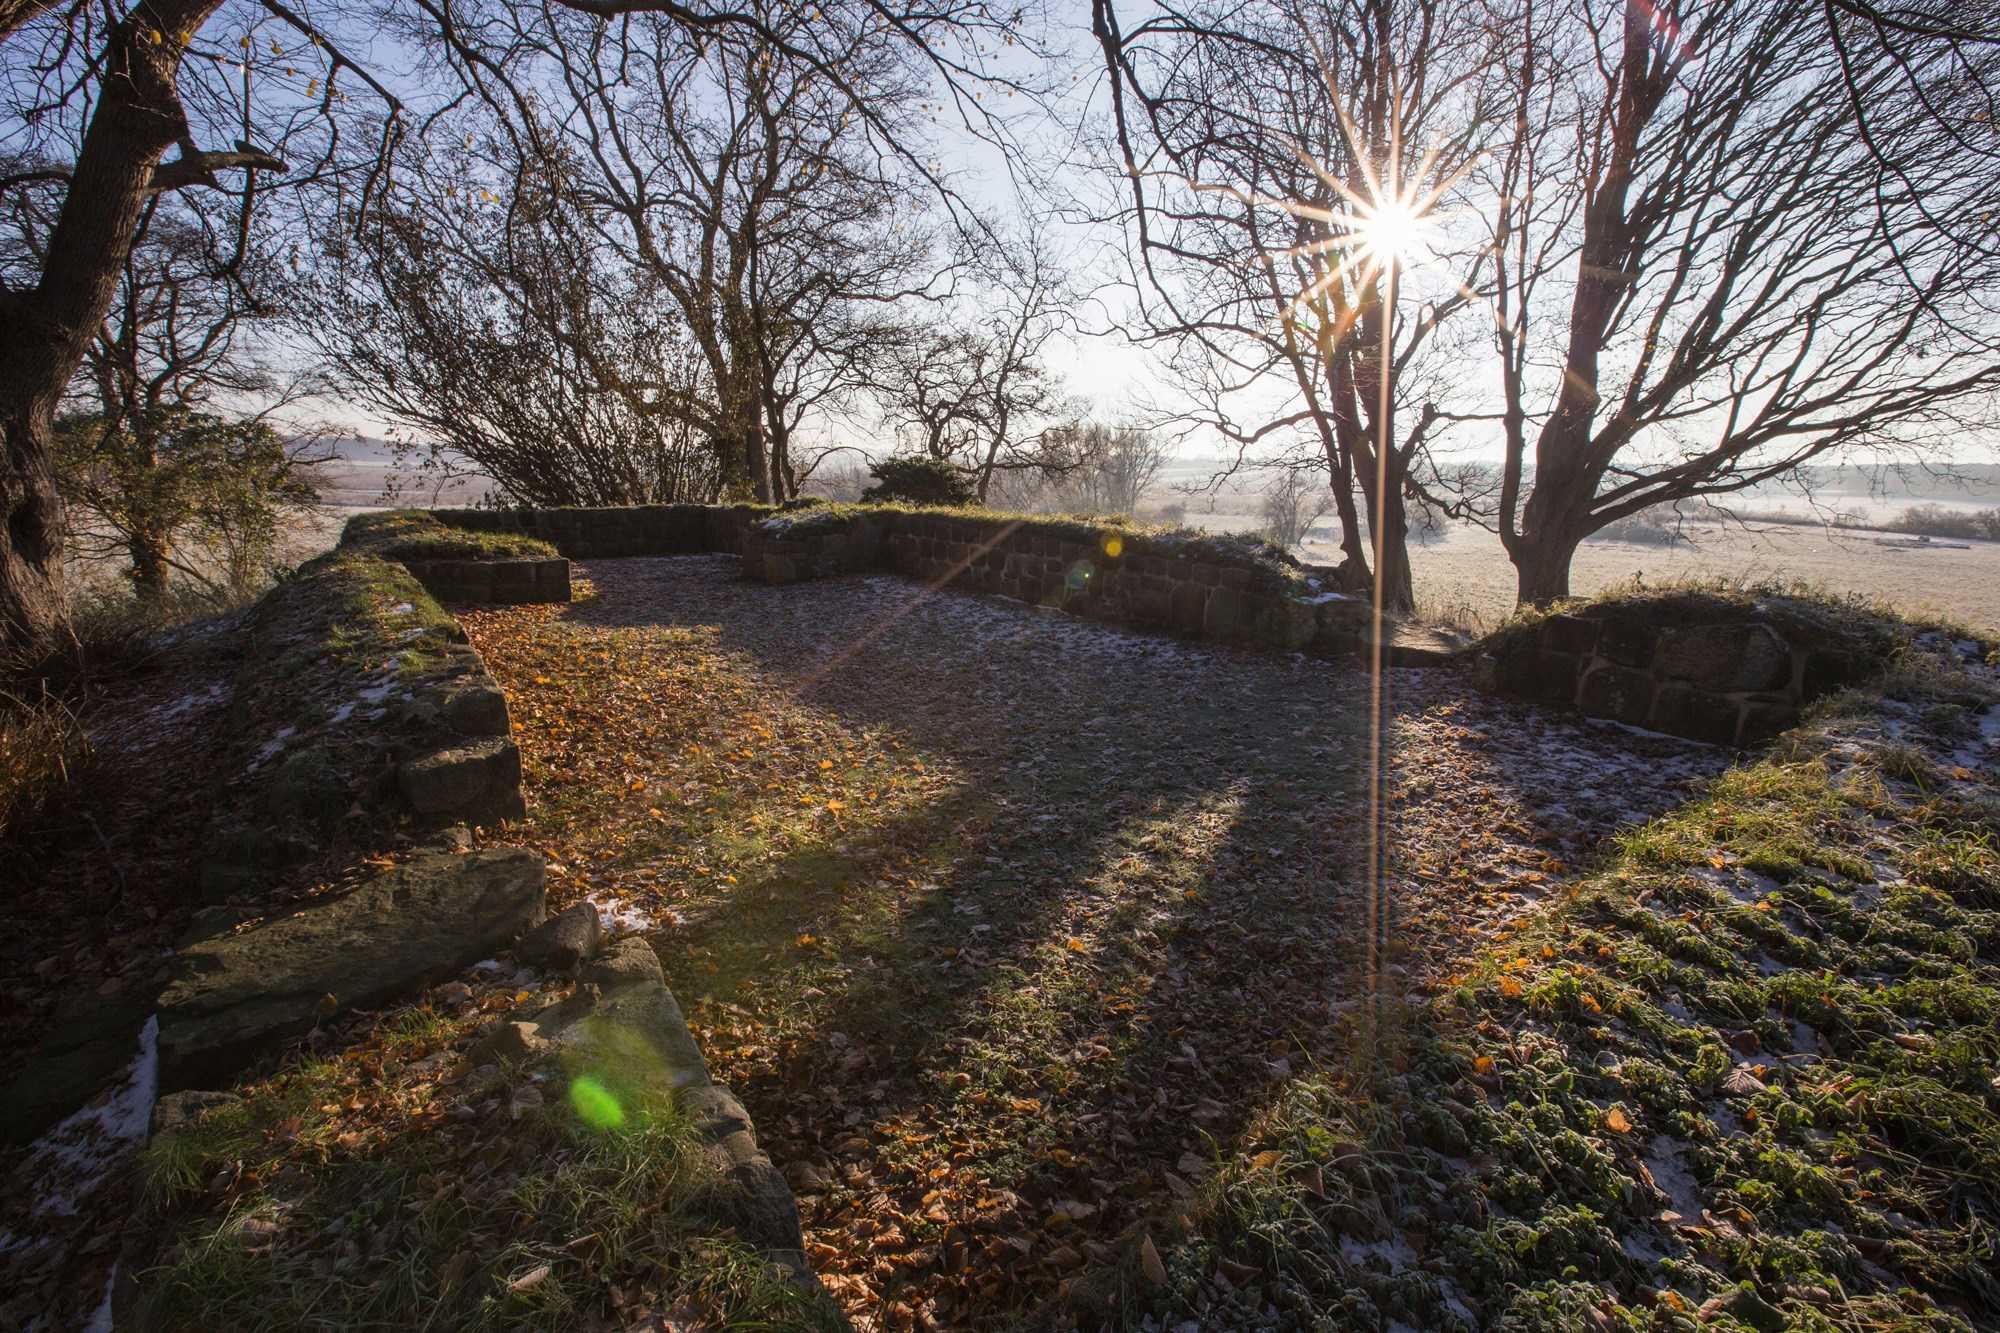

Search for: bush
xmin=1585 ymin=507 xmax=1688 ymax=546
xmin=1889 ymin=503 xmax=2000 ymax=542
xmin=860 ymin=456 xmax=976 ymax=506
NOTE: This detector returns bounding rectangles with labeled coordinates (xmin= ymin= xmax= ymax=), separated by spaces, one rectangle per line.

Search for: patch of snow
xmin=248 ymin=725 xmax=296 ymax=770
xmin=590 ymin=893 xmax=658 ymax=936
xmin=81 ymin=1264 xmax=116 ymax=1333
xmin=1340 ymin=1234 xmax=1418 ymax=1271
xmin=20 ymin=1015 xmax=159 ymax=1220
xmin=1644 ymin=1134 xmax=1705 ymax=1222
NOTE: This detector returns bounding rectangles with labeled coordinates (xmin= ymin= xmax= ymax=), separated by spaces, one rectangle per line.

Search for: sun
xmin=1351 ymin=194 xmax=1432 ymax=268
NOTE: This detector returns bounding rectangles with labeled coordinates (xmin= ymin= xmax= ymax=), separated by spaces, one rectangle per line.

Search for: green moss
xmin=341 ymin=509 xmax=558 ymax=562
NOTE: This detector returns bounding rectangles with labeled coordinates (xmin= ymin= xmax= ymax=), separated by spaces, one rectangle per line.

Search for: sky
xmin=209 ymin=0 xmax=2000 ymax=474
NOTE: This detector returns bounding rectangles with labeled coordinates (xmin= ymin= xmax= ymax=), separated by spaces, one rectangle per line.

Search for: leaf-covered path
xmin=460 ymin=555 xmax=1727 ymax=1328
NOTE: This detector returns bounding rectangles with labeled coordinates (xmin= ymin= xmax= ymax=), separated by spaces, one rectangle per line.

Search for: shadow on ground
xmin=463 ymin=555 xmax=1727 ymax=1328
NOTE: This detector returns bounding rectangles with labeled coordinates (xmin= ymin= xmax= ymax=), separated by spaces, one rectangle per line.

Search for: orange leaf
xmin=1604 ymin=1106 xmax=1633 ymax=1134
xmin=1497 ymin=976 xmax=1524 ymax=998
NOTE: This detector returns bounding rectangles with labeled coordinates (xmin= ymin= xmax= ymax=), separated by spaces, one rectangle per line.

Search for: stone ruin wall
xmin=1472 ymin=602 xmax=1881 ymax=746
xmin=431 ymin=503 xmax=1376 ymax=656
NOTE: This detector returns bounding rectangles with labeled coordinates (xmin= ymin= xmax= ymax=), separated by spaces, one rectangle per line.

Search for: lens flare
xmin=569 ymin=1075 xmax=626 ymax=1130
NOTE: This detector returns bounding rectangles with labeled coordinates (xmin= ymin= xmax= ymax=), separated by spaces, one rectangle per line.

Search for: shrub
xmin=1584 ymin=507 xmax=1688 ymax=546
xmin=860 ymin=456 xmax=976 ymax=506
xmin=0 ymin=686 xmax=84 ymax=839
xmin=1888 ymin=503 xmax=2000 ymax=543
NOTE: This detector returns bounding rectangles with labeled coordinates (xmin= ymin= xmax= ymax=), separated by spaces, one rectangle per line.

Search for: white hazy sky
xmin=286 ymin=6 xmax=2000 ymax=473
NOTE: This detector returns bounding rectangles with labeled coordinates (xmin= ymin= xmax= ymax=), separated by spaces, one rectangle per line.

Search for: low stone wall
xmin=341 ymin=510 xmax=573 ymax=605
xmin=399 ymin=555 xmax=572 ymax=604
xmin=198 ymin=552 xmax=528 ymax=902
xmin=430 ymin=502 xmax=772 ymax=559
xmin=1472 ymin=593 xmax=1889 ymax=745
xmin=436 ymin=502 xmax=1378 ymax=656
xmin=873 ymin=511 xmax=1370 ymax=653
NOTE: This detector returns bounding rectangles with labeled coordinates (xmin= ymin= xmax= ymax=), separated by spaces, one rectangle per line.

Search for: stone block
xmin=156 ymin=849 xmax=544 ymax=1090
xmin=1540 ymin=613 xmax=1600 ymax=656
xmin=1801 ymin=647 xmax=1868 ymax=699
xmin=397 ymin=736 xmax=526 ymax=826
xmin=518 ymin=901 xmax=603 ymax=972
xmin=1259 ymin=597 xmax=1319 ymax=650
xmin=1497 ymin=646 xmax=1583 ymax=704
xmin=535 ymin=559 xmax=573 ymax=601
xmin=1202 ymin=587 xmax=1245 ymax=639
xmin=1577 ymin=664 xmax=1655 ymax=726
xmin=1738 ymin=699 xmax=1800 ymax=743
xmin=492 ymin=560 xmax=543 ymax=603
xmin=1655 ymin=623 xmax=1793 ymax=692
xmin=1648 ymin=683 xmax=1744 ymax=745
xmin=1594 ymin=612 xmax=1657 ymax=668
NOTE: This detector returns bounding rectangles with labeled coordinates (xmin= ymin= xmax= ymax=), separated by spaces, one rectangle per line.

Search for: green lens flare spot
xmin=569 ymin=1075 xmax=625 ymax=1131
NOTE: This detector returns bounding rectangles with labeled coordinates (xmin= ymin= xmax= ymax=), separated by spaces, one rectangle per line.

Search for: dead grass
xmin=0 ymin=685 xmax=85 ymax=840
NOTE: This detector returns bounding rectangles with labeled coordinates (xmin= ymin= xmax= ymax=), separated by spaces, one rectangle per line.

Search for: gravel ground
xmin=465 ymin=555 xmax=1733 ymax=1328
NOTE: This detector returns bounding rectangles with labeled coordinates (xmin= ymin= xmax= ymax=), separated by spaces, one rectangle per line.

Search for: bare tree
xmin=1090 ymin=0 xmax=1501 ymax=614
xmin=1258 ymin=466 xmax=1333 ymax=551
xmin=876 ymin=231 xmax=1083 ymax=502
xmin=1475 ymin=0 xmax=2000 ymax=603
xmin=1049 ymin=421 xmax=1172 ymax=515
xmin=302 ymin=128 xmax=722 ymax=507
xmin=0 ymin=0 xmax=1046 ymax=657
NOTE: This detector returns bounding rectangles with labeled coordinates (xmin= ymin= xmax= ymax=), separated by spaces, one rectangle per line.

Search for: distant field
xmin=1398 ymin=521 xmax=2000 ymax=634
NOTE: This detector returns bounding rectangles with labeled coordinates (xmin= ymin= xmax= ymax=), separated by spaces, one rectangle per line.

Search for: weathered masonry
xmin=429 ymin=501 xmax=1380 ymax=655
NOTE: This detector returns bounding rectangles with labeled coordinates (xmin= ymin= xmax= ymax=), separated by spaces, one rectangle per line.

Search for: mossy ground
xmin=1124 ymin=642 xmax=1999 ymax=1330
xmin=134 ymin=981 xmax=842 ymax=1331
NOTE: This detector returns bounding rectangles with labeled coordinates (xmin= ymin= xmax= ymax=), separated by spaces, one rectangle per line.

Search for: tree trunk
xmin=0 ymin=406 xmax=68 ymax=660
xmin=1371 ymin=501 xmax=1415 ymax=618
xmin=0 ymin=0 xmax=222 ymax=659
xmin=130 ymin=527 xmax=171 ymax=598
xmin=1512 ymin=529 xmax=1582 ymax=606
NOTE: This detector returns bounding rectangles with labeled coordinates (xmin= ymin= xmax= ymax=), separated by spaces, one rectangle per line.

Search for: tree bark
xmin=129 ymin=528 xmax=171 ymax=598
xmin=1512 ymin=528 xmax=1582 ymax=606
xmin=0 ymin=0 xmax=222 ymax=659
xmin=0 ymin=405 xmax=67 ymax=659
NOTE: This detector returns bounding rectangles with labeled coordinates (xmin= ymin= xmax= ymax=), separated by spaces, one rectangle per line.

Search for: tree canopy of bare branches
xmin=0 ymin=0 xmax=1048 ymax=658
xmin=875 ymin=231 xmax=1083 ymax=503
xmin=1474 ymin=0 xmax=2000 ymax=602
